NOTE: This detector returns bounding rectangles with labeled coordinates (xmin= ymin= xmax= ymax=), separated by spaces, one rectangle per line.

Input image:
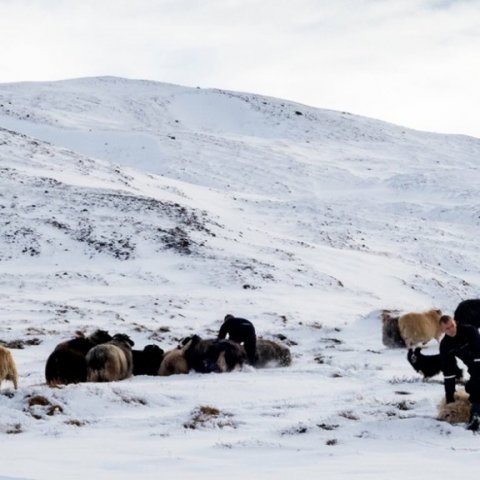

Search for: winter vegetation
xmin=1 ymin=76 xmax=480 ymax=479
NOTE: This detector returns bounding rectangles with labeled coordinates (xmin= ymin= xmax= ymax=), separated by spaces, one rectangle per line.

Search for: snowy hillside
xmin=1 ymin=77 xmax=480 ymax=479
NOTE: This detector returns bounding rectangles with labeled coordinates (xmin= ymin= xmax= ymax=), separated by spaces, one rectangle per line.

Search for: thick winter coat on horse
xmin=181 ymin=335 xmax=246 ymax=373
xmin=158 ymin=348 xmax=190 ymax=376
xmin=437 ymin=390 xmax=470 ymax=424
xmin=0 ymin=345 xmax=18 ymax=390
xmin=254 ymin=339 xmax=292 ymax=368
xmin=398 ymin=309 xmax=442 ymax=348
xmin=86 ymin=334 xmax=134 ymax=382
xmin=45 ymin=330 xmax=112 ymax=386
xmin=381 ymin=310 xmax=405 ymax=348
xmin=132 ymin=345 xmax=164 ymax=376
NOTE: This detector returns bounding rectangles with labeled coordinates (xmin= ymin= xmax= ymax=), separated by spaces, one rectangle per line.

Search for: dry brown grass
xmin=25 ymin=394 xmax=63 ymax=419
xmin=184 ymin=405 xmax=236 ymax=430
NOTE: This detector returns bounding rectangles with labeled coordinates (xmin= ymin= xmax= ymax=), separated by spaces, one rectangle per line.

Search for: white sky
xmin=0 ymin=0 xmax=479 ymax=138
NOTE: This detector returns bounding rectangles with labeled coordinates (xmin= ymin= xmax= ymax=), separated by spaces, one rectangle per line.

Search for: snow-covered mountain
xmin=1 ymin=77 xmax=480 ymax=479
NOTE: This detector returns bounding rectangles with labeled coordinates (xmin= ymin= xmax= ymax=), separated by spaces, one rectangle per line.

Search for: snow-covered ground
xmin=1 ymin=76 xmax=480 ymax=479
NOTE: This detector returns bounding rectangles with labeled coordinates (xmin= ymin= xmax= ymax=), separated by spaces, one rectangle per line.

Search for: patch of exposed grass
xmin=184 ymin=405 xmax=236 ymax=430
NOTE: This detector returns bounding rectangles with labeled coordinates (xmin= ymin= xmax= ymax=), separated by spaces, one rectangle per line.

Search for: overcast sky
xmin=0 ymin=0 xmax=479 ymax=137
